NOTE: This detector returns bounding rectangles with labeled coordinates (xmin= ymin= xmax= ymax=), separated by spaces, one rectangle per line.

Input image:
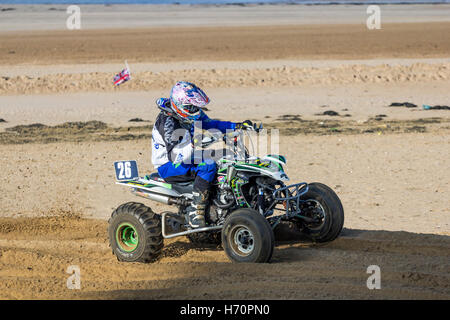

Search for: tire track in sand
xmin=0 ymin=216 xmax=449 ymax=299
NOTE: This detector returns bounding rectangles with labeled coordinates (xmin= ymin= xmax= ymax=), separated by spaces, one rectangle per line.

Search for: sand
xmin=0 ymin=4 xmax=449 ymax=300
xmin=2 ymin=23 xmax=450 ymax=66
xmin=0 ymin=214 xmax=449 ymax=300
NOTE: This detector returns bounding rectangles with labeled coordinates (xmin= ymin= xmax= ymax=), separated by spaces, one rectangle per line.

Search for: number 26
xmin=117 ymin=161 xmax=131 ymax=179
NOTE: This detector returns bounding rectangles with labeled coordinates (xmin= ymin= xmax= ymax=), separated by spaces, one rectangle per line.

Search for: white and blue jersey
xmin=151 ymin=98 xmax=236 ymax=184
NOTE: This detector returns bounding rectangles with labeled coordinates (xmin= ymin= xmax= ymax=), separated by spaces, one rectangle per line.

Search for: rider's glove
xmin=236 ymin=120 xmax=255 ymax=131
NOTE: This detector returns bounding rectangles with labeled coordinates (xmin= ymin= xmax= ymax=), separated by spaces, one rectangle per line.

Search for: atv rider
xmin=151 ymin=81 xmax=254 ymax=228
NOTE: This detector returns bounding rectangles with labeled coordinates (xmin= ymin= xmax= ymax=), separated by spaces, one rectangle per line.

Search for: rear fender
xmin=116 ymin=180 xmax=182 ymax=197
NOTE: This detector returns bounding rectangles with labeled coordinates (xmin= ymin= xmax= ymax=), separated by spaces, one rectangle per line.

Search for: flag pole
xmin=125 ymin=60 xmax=131 ymax=79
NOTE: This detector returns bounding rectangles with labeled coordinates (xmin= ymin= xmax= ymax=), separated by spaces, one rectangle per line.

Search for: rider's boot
xmin=187 ymin=188 xmax=209 ymax=228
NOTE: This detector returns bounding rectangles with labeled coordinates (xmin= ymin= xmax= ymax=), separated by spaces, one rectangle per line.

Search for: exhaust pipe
xmin=132 ymin=189 xmax=191 ymax=206
xmin=132 ymin=189 xmax=170 ymax=204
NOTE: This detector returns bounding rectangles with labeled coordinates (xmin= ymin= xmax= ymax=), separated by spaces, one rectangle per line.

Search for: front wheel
xmin=222 ymin=208 xmax=274 ymax=263
xmin=296 ymin=182 xmax=344 ymax=243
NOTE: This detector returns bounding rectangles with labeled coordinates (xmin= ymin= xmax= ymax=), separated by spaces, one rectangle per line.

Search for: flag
xmin=113 ymin=61 xmax=131 ymax=86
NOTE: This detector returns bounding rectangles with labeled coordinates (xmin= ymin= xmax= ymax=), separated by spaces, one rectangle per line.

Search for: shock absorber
xmin=257 ymin=188 xmax=265 ymax=215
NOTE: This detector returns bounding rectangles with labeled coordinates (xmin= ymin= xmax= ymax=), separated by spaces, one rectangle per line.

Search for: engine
xmin=207 ymin=175 xmax=236 ymax=223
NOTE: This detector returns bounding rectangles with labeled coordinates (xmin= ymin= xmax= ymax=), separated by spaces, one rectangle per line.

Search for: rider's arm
xmin=198 ymin=111 xmax=236 ymax=133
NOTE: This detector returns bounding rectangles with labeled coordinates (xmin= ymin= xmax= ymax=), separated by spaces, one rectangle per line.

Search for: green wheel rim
xmin=116 ymin=223 xmax=139 ymax=252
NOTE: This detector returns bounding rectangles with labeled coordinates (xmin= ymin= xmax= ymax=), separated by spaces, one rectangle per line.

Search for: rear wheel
xmin=296 ymin=182 xmax=344 ymax=243
xmin=108 ymin=202 xmax=163 ymax=263
xmin=222 ymin=208 xmax=274 ymax=263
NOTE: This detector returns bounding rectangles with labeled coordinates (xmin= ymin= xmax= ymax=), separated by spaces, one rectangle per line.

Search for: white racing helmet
xmin=170 ymin=81 xmax=210 ymax=122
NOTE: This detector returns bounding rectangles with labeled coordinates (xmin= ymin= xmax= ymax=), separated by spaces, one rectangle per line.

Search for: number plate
xmin=114 ymin=160 xmax=139 ymax=181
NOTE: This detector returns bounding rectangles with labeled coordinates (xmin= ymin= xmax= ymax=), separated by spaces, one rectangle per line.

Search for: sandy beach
xmin=0 ymin=4 xmax=449 ymax=300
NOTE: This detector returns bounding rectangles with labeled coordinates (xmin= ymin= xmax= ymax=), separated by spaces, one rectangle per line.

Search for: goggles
xmin=181 ymin=104 xmax=200 ymax=114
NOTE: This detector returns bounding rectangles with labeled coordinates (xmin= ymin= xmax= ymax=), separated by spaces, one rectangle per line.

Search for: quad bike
xmin=108 ymin=127 xmax=344 ymax=263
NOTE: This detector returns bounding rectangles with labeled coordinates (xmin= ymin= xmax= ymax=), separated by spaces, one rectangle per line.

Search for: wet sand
xmin=2 ymin=22 xmax=450 ymax=65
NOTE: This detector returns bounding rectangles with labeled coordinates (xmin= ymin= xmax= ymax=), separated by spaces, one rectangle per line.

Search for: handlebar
xmin=199 ymin=123 xmax=263 ymax=148
xmin=197 ymin=127 xmax=262 ymax=163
